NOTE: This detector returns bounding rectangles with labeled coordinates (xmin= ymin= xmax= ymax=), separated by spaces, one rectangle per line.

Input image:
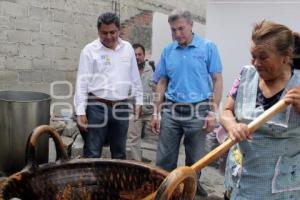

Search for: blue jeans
xmin=84 ymin=100 xmax=129 ymax=159
xmin=156 ymin=101 xmax=209 ymax=181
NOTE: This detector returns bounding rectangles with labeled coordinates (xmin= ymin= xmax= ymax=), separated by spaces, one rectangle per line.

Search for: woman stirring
xmin=221 ymin=20 xmax=300 ymax=199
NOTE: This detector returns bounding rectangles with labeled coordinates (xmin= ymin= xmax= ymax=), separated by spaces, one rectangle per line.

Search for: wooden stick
xmin=143 ymin=192 xmax=156 ymax=200
xmin=191 ymin=99 xmax=288 ymax=172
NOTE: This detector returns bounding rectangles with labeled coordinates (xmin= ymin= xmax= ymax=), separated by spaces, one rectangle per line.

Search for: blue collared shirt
xmin=153 ymin=34 xmax=223 ymax=103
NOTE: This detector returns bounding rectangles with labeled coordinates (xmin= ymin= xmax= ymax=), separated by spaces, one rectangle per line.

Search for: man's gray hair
xmin=168 ymin=9 xmax=193 ymax=23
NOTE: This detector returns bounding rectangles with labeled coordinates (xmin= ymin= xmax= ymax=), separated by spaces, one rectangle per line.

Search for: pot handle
xmin=143 ymin=166 xmax=197 ymax=200
xmin=24 ymin=125 xmax=68 ymax=171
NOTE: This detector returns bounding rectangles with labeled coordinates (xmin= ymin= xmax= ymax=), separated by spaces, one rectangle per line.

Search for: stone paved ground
xmin=141 ymin=133 xmax=225 ymax=200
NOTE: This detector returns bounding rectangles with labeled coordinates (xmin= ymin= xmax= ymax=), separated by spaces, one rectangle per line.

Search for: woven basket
xmin=1 ymin=159 xmax=171 ymax=200
xmin=0 ymin=125 xmax=194 ymax=200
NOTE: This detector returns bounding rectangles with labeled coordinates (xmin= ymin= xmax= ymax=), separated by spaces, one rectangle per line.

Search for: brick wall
xmin=121 ymin=10 xmax=153 ymax=54
xmin=0 ymin=0 xmax=206 ymax=116
xmin=0 ymin=0 xmax=113 ymax=95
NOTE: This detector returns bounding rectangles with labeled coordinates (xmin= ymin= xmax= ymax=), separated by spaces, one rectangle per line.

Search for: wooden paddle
xmin=143 ymin=99 xmax=289 ymax=200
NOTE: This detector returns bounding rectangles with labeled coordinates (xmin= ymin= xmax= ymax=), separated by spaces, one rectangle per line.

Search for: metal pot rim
xmin=0 ymin=91 xmax=51 ymax=102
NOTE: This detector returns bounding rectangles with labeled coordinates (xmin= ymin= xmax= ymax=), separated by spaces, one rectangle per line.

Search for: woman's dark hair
xmin=97 ymin=12 xmax=120 ymax=30
xmin=293 ymin=32 xmax=300 ymax=69
xmin=252 ymin=20 xmax=300 ymax=69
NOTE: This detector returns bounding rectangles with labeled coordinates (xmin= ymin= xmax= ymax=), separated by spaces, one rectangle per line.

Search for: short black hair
xmin=132 ymin=43 xmax=145 ymax=55
xmin=97 ymin=12 xmax=120 ymax=30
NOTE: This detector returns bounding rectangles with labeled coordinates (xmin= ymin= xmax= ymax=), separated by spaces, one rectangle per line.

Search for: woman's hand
xmin=227 ymin=122 xmax=251 ymax=142
xmin=220 ymin=96 xmax=251 ymax=142
xmin=284 ymin=86 xmax=300 ymax=114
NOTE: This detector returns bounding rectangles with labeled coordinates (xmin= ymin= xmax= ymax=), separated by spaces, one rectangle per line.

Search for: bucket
xmin=0 ymin=91 xmax=51 ymax=175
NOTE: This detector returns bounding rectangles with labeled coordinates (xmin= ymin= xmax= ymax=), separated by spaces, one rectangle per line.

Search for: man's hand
xmin=203 ymin=111 xmax=217 ymax=133
xmin=134 ymin=105 xmax=142 ymax=121
xmin=77 ymin=115 xmax=88 ymax=132
xmin=151 ymin=115 xmax=160 ymax=135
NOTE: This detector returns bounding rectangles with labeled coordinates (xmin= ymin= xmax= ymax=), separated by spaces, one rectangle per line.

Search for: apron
xmin=225 ymin=66 xmax=300 ymax=200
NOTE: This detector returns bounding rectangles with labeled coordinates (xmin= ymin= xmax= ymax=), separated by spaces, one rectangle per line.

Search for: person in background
xmin=151 ymin=9 xmax=223 ymax=198
xmin=148 ymin=60 xmax=156 ymax=72
xmin=74 ymin=12 xmax=143 ymax=159
xmin=220 ymin=20 xmax=300 ymax=200
xmin=126 ymin=43 xmax=154 ymax=161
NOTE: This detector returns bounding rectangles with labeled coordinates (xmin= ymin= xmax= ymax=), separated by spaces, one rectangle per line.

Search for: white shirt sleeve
xmin=130 ymin=49 xmax=143 ymax=105
xmin=74 ymin=49 xmax=92 ymax=115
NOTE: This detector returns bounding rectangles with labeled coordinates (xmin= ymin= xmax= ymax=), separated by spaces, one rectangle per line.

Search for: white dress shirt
xmin=74 ymin=38 xmax=143 ymax=115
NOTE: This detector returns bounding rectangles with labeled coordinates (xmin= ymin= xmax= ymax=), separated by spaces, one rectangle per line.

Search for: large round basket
xmin=0 ymin=125 xmax=188 ymax=200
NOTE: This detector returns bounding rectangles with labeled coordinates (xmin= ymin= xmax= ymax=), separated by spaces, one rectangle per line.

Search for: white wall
xmin=151 ymin=12 xmax=171 ymax=62
xmin=206 ymin=0 xmax=300 ymax=101
xmin=151 ymin=12 xmax=206 ymax=62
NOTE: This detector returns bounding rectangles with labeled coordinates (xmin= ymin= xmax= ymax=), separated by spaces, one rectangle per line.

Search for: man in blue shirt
xmin=151 ymin=9 xmax=223 ymax=198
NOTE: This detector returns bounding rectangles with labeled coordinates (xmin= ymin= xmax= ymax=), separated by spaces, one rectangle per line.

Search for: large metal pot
xmin=0 ymin=91 xmax=51 ymax=175
xmin=0 ymin=125 xmax=196 ymax=200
